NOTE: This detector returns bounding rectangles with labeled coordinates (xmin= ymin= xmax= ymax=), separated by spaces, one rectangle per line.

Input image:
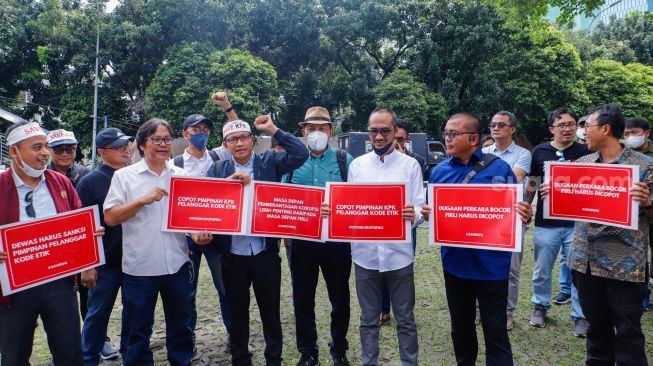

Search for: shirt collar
xmin=310 ymin=146 xmax=335 ymax=160
xmin=233 ymin=153 xmax=255 ymax=168
xmin=490 ymin=141 xmax=516 ymax=154
xmin=450 ymin=148 xmax=483 ymax=166
xmin=12 ymin=166 xmax=46 ymax=188
xmin=183 ymin=148 xmax=210 ymax=161
xmin=372 ymin=148 xmax=398 ymax=163
xmin=135 ymin=159 xmax=174 ymax=176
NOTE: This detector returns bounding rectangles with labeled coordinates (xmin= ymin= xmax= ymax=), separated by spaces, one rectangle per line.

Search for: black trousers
xmin=289 ymin=240 xmax=351 ymax=358
xmin=0 ymin=278 xmax=82 ymax=366
xmin=222 ymin=250 xmax=282 ymax=366
xmin=573 ymin=269 xmax=648 ymax=366
xmin=443 ymin=271 xmax=513 ymax=366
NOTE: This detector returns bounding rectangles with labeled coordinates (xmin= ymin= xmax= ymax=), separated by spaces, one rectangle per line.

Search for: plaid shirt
xmin=568 ymin=147 xmax=653 ymax=283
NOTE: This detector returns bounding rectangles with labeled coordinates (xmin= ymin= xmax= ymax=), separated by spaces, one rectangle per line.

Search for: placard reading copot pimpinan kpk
xmin=247 ymin=181 xmax=325 ymax=242
xmin=163 ymin=176 xmax=248 ymax=235
xmin=323 ymin=182 xmax=411 ymax=243
xmin=0 ymin=205 xmax=105 ymax=295
xmin=543 ymin=162 xmax=639 ymax=230
xmin=429 ymin=184 xmax=523 ymax=252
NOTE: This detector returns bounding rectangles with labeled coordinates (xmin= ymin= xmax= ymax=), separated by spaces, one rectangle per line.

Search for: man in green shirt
xmin=284 ymin=107 xmax=354 ymax=366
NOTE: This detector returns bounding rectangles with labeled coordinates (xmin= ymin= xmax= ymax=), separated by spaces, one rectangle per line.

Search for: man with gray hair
xmin=482 ymin=111 xmax=532 ymax=330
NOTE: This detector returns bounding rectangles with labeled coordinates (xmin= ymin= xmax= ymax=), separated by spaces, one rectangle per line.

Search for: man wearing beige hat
xmin=283 ymin=107 xmax=354 ymax=366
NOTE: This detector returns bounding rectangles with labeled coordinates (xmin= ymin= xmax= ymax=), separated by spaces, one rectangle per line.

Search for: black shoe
xmin=333 ymin=355 xmax=350 ymax=366
xmin=297 ymin=354 xmax=320 ymax=366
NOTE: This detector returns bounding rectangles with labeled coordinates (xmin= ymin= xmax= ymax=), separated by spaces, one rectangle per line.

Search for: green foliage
xmin=584 ymin=59 xmax=653 ymax=121
xmin=373 ymin=69 xmax=447 ymax=136
xmin=592 ymin=12 xmax=653 ymax=66
xmin=145 ymin=44 xmax=279 ymax=137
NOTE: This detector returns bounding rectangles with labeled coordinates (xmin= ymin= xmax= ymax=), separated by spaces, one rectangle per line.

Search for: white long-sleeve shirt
xmin=348 ymin=150 xmax=425 ymax=272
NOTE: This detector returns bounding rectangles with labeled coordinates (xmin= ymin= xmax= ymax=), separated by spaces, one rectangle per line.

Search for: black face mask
xmin=373 ymin=142 xmax=394 ymax=156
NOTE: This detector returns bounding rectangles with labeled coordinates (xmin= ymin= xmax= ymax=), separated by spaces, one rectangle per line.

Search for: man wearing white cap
xmin=46 ymin=129 xmax=91 ymax=188
xmin=208 ymin=116 xmax=308 ymax=366
xmin=0 ymin=121 xmax=104 ymax=366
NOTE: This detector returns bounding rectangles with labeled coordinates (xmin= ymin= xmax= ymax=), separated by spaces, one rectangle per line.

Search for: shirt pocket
xmin=326 ymin=169 xmax=343 ymax=182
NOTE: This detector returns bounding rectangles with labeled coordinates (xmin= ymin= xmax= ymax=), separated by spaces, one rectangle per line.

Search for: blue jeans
xmin=531 ymin=226 xmax=584 ymax=319
xmin=188 ymin=240 xmax=231 ymax=337
xmin=122 ymin=263 xmax=193 ymax=366
xmin=82 ymin=265 xmax=127 ymax=366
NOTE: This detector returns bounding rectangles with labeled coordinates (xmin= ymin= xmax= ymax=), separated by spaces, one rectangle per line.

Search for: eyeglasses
xmin=25 ymin=191 xmax=35 ymax=218
xmin=489 ymin=122 xmax=514 ymax=129
xmin=551 ymin=122 xmax=576 ymax=130
xmin=225 ymin=134 xmax=252 ymax=144
xmin=555 ymin=150 xmax=566 ymax=162
xmin=104 ymin=145 xmax=130 ymax=153
xmin=52 ymin=145 xmax=75 ymax=155
xmin=146 ymin=137 xmax=173 ymax=145
xmin=584 ymin=123 xmax=602 ymax=130
xmin=187 ymin=126 xmax=210 ymax=134
xmin=368 ymin=128 xmax=393 ymax=136
xmin=443 ymin=130 xmax=475 ymax=139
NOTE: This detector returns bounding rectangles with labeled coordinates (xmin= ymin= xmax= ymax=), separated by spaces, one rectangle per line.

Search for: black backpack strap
xmin=462 ymin=153 xmax=499 ymax=184
xmin=208 ymin=149 xmax=220 ymax=162
xmin=286 ymin=168 xmax=294 ymax=183
xmin=336 ymin=149 xmax=348 ymax=182
xmin=173 ymin=155 xmax=184 ymax=169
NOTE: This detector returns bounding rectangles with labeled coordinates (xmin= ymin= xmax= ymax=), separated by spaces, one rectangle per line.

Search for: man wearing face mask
xmin=0 ymin=122 xmax=105 ymax=365
xmin=321 ymin=108 xmax=424 ymax=366
xmin=172 ymin=100 xmax=239 ymax=353
xmin=283 ymin=107 xmax=354 ymax=366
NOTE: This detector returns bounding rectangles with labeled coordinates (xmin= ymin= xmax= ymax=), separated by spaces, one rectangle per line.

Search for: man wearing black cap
xmin=172 ymin=92 xmax=239 ymax=352
xmin=76 ymin=128 xmax=133 ymax=364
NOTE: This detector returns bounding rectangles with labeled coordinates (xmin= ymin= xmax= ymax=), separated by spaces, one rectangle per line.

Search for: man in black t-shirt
xmin=527 ymin=107 xmax=591 ymax=337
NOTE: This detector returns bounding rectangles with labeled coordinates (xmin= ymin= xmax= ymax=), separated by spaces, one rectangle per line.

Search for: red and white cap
xmin=6 ymin=122 xmax=47 ymax=146
xmin=47 ymin=129 xmax=78 ymax=147
xmin=222 ymin=120 xmax=251 ymax=138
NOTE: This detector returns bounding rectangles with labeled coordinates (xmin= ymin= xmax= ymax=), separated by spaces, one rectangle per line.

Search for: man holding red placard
xmin=208 ymin=116 xmax=308 ymax=366
xmin=322 ymin=107 xmax=424 ymax=366
xmin=283 ymin=106 xmax=354 ymax=366
xmin=541 ymin=104 xmax=653 ymax=365
xmin=0 ymin=121 xmax=104 ymax=366
xmin=421 ymin=113 xmax=532 ymax=366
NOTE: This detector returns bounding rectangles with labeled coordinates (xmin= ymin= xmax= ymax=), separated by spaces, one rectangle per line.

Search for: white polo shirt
xmin=348 ymin=150 xmax=425 ymax=272
xmin=182 ymin=149 xmax=213 ymax=177
xmin=104 ymin=159 xmax=189 ymax=276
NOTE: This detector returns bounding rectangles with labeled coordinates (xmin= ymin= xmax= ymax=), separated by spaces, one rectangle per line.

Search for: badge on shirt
xmin=60 ymin=190 xmax=67 ymax=199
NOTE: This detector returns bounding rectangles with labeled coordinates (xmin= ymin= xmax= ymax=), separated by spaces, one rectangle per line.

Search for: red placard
xmin=544 ymin=162 xmax=638 ymax=229
xmin=248 ymin=182 xmax=325 ymax=241
xmin=429 ymin=184 xmax=522 ymax=252
xmin=164 ymin=176 xmax=247 ymax=234
xmin=324 ymin=183 xmax=409 ymax=242
xmin=0 ymin=206 xmax=105 ymax=295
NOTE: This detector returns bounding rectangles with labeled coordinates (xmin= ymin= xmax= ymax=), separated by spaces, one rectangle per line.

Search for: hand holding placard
xmin=630 ymin=182 xmax=652 ymax=207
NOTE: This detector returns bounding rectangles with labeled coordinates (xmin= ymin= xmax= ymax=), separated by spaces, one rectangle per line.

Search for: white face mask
xmin=625 ymin=135 xmax=646 ymax=149
xmin=576 ymin=128 xmax=586 ymax=141
xmin=307 ymin=131 xmax=329 ymax=152
xmin=15 ymin=151 xmax=46 ymax=178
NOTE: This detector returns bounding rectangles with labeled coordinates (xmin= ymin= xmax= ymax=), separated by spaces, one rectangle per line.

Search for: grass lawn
xmin=30 ymin=226 xmax=653 ymax=365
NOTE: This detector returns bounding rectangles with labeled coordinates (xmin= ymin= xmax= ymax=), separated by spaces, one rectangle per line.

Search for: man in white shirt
xmin=324 ymin=108 xmax=424 ymax=366
xmin=481 ymin=111 xmax=532 ymax=329
xmin=104 ymin=118 xmax=212 ymax=366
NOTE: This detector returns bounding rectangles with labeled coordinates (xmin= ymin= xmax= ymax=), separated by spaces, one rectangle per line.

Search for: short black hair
xmin=494 ymin=111 xmax=517 ymax=126
xmin=5 ymin=121 xmax=33 ymax=147
xmin=547 ymin=107 xmax=579 ymax=127
xmin=370 ymin=107 xmax=398 ymax=128
xmin=136 ymin=118 xmax=173 ymax=157
xmin=588 ymin=104 xmax=624 ymax=139
xmin=625 ymin=117 xmax=650 ymax=131
xmin=449 ymin=112 xmax=481 ymax=135
xmin=396 ymin=118 xmax=410 ymax=135
xmin=480 ymin=135 xmax=495 ymax=146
